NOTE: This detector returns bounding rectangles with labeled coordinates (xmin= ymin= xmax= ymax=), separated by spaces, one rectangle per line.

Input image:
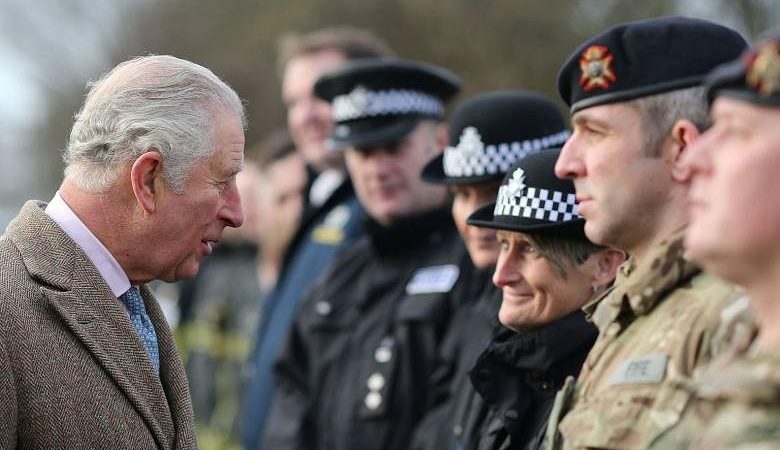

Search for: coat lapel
xmin=7 ymin=201 xmax=175 ymax=449
xmin=141 ymin=284 xmax=197 ymax=449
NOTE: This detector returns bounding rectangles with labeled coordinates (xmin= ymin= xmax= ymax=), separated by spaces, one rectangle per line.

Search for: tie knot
xmin=120 ymin=286 xmax=145 ymax=315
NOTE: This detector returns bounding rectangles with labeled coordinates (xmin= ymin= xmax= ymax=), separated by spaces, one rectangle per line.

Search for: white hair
xmin=64 ymin=54 xmax=246 ymax=193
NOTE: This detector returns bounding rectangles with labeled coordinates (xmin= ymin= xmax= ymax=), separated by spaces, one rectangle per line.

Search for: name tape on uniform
xmin=609 ymin=353 xmax=669 ymax=386
xmin=405 ymin=264 xmax=460 ymax=295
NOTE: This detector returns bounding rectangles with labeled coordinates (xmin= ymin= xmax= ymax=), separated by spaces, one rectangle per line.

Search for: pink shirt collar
xmin=45 ymin=191 xmax=130 ymax=297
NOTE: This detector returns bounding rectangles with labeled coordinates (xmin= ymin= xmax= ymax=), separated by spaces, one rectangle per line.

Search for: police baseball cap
xmin=314 ymin=57 xmax=460 ymax=149
xmin=558 ymin=16 xmax=747 ymax=114
xmin=421 ymin=90 xmax=569 ymax=185
xmin=468 ymin=148 xmax=585 ymax=240
xmin=706 ymin=30 xmax=780 ymax=107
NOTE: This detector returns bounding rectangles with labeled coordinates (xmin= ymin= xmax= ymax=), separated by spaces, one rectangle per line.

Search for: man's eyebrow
xmin=572 ymin=113 xmax=604 ymax=127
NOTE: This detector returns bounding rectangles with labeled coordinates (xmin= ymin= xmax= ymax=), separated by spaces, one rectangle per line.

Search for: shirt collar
xmin=45 ymin=191 xmax=130 ymax=297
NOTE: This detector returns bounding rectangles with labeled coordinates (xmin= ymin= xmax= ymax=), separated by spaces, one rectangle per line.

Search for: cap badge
xmin=506 ymin=168 xmax=526 ymax=204
xmin=333 ymin=85 xmax=370 ymax=119
xmin=746 ymin=41 xmax=780 ymax=96
xmin=579 ymin=45 xmax=616 ymax=92
xmin=456 ymin=127 xmax=484 ymax=157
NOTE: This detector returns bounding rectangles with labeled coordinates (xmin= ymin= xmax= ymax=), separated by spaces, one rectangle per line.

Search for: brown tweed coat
xmin=0 ymin=201 xmax=197 ymax=449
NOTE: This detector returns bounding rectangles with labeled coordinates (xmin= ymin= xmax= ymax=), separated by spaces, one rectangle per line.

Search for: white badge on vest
xmin=610 ymin=353 xmax=669 ymax=385
xmin=405 ymin=264 xmax=460 ymax=295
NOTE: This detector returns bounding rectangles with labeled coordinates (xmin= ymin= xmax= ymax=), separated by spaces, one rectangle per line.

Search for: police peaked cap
xmin=468 ymin=148 xmax=586 ymax=240
xmin=421 ymin=90 xmax=569 ymax=185
xmin=706 ymin=30 xmax=780 ymax=107
xmin=558 ymin=16 xmax=747 ymax=114
xmin=314 ymin=57 xmax=461 ymax=149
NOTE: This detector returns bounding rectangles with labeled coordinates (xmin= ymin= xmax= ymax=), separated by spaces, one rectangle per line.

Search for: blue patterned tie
xmin=119 ymin=286 xmax=160 ymax=373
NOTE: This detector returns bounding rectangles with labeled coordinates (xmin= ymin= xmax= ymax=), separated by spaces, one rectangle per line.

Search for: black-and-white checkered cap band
xmin=332 ymin=86 xmax=444 ymax=122
xmin=443 ymin=128 xmax=570 ymax=178
xmin=493 ymin=180 xmax=580 ymax=222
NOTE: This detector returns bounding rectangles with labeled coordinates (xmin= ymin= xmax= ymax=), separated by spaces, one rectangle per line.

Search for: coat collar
xmin=587 ymin=228 xmax=701 ymax=333
xmin=481 ymin=310 xmax=597 ymax=373
xmin=366 ymin=206 xmax=454 ymax=256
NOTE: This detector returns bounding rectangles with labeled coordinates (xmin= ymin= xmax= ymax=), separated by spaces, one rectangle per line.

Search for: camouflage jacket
xmin=649 ymin=348 xmax=779 ymax=450
xmin=546 ymin=229 xmax=743 ymax=450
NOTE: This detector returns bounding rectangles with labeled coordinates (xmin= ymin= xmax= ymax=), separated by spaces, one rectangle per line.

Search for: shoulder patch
xmin=405 ymin=264 xmax=460 ymax=295
xmin=610 ymin=353 xmax=669 ymax=386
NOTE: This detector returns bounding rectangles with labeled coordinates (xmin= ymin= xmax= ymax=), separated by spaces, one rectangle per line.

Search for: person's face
xmin=222 ymin=161 xmax=260 ymax=244
xmin=346 ymin=122 xmax=448 ymax=226
xmin=492 ymin=230 xmax=596 ymax=331
xmin=282 ymin=50 xmax=347 ymax=171
xmin=154 ymin=110 xmax=245 ymax=281
xmin=450 ymin=181 xmax=501 ymax=269
xmin=257 ymin=151 xmax=307 ymax=258
xmin=555 ymin=103 xmax=671 ymax=251
xmin=685 ymin=96 xmax=780 ymax=283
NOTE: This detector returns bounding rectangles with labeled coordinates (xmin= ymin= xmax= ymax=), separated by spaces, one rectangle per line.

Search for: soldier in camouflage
xmin=649 ymin=31 xmax=780 ymax=450
xmin=546 ymin=17 xmax=752 ymax=449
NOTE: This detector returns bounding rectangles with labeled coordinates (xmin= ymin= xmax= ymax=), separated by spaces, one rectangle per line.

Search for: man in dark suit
xmin=0 ymin=54 xmax=246 ymax=449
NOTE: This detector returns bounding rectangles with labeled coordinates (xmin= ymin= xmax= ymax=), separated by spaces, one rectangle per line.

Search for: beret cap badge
xmin=746 ymin=41 xmax=780 ymax=96
xmin=579 ymin=45 xmax=616 ymax=91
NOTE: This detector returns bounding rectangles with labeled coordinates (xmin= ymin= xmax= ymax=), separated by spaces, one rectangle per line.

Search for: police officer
xmin=468 ymin=149 xmax=624 ymax=450
xmin=239 ymin=28 xmax=392 ymax=450
xmin=650 ymin=31 xmax=780 ymax=450
xmin=547 ymin=17 xmax=751 ymax=449
xmin=262 ymin=58 xmax=472 ymax=450
xmin=412 ymin=90 xmax=572 ymax=450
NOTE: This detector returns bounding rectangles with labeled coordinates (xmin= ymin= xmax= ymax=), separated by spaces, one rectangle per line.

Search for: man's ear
xmin=592 ymin=248 xmax=627 ymax=290
xmin=130 ymin=151 xmax=163 ymax=214
xmin=667 ymin=119 xmax=701 ymax=182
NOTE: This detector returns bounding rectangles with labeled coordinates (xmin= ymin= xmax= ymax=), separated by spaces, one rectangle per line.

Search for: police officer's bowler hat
xmin=468 ymin=148 xmax=586 ymax=240
xmin=421 ymin=90 xmax=569 ymax=185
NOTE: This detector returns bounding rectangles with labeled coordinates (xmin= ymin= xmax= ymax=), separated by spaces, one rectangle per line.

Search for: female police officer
xmin=466 ymin=149 xmax=624 ymax=450
xmin=413 ymin=90 xmax=571 ymax=450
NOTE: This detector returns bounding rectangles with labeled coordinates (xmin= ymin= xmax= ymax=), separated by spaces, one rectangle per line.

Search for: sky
xmin=0 ymin=0 xmax=142 ymax=226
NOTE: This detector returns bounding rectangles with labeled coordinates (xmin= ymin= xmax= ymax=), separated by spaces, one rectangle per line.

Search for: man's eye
xmin=584 ymin=126 xmax=603 ymax=136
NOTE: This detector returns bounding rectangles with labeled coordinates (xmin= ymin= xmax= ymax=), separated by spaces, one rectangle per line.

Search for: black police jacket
xmin=262 ymin=207 xmax=474 ymax=450
xmin=410 ymin=276 xmax=504 ymax=450
xmin=470 ymin=310 xmax=597 ymax=450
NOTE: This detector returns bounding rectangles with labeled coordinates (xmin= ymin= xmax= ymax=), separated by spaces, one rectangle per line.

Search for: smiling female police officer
xmin=412 ymin=90 xmax=572 ymax=450
xmin=467 ymin=149 xmax=624 ymax=450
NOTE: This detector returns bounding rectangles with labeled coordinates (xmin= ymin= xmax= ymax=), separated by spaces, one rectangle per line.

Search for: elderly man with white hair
xmin=0 ymin=54 xmax=245 ymax=449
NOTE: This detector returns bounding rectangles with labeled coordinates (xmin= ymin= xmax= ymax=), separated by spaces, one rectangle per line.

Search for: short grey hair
xmin=64 ymin=55 xmax=246 ymax=193
xmin=631 ymin=86 xmax=710 ymax=156
xmin=527 ymin=233 xmax=605 ymax=279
